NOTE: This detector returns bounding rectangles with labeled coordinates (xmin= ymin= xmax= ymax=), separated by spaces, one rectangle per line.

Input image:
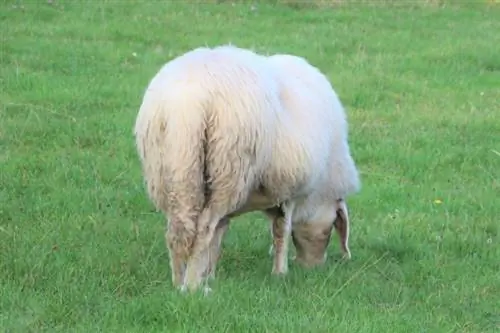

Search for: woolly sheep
xmin=133 ymin=44 xmax=360 ymax=293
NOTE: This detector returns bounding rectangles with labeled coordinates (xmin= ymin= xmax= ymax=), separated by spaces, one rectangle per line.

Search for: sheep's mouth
xmin=291 ymin=224 xmax=333 ymax=267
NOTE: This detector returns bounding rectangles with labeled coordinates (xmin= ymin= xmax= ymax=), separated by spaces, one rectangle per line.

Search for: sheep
xmin=133 ymin=44 xmax=360 ymax=293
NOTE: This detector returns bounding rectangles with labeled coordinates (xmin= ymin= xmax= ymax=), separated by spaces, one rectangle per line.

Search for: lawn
xmin=1 ymin=1 xmax=499 ymax=332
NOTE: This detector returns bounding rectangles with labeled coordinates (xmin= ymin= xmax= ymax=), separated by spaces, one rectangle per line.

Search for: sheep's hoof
xmin=203 ymin=286 xmax=212 ymax=296
xmin=179 ymin=283 xmax=211 ymax=295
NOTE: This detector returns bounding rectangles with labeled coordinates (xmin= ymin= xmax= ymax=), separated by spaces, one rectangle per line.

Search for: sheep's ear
xmin=334 ymin=199 xmax=351 ymax=260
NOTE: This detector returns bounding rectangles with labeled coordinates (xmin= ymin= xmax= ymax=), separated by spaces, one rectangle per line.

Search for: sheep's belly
xmin=227 ymin=191 xmax=276 ymax=219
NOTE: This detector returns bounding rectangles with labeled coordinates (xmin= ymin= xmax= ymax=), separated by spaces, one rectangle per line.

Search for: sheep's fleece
xmin=134 ymin=44 xmax=360 ymax=293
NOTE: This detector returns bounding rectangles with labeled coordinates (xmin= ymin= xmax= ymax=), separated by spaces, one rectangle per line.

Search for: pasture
xmin=1 ymin=1 xmax=499 ymax=332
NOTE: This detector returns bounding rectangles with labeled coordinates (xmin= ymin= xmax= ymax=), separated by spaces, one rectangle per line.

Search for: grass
xmin=1 ymin=0 xmax=499 ymax=332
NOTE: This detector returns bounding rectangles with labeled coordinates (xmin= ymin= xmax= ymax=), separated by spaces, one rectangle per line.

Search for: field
xmin=1 ymin=1 xmax=499 ymax=332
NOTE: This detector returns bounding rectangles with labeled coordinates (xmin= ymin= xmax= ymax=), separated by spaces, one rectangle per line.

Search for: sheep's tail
xmin=134 ymin=79 xmax=209 ymax=259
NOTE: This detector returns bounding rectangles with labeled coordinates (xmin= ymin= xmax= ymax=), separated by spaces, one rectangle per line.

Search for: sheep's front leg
xmin=268 ymin=220 xmax=276 ymax=257
xmin=263 ymin=207 xmax=280 ymax=257
xmin=203 ymin=217 xmax=230 ymax=280
xmin=272 ymin=202 xmax=295 ymax=275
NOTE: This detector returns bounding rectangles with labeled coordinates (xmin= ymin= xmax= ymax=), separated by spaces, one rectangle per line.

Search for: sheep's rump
xmin=134 ymin=46 xmax=285 ymax=222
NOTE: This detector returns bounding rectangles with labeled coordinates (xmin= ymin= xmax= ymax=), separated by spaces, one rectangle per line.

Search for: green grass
xmin=1 ymin=1 xmax=499 ymax=332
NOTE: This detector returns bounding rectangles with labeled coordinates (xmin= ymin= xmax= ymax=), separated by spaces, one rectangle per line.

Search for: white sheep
xmin=133 ymin=44 xmax=360 ymax=293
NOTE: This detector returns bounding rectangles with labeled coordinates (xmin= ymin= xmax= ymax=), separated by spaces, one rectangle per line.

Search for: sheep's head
xmin=291 ymin=199 xmax=351 ymax=267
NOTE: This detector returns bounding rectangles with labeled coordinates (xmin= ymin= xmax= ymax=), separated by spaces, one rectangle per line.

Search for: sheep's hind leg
xmin=166 ymin=242 xmax=185 ymax=288
xmin=272 ymin=201 xmax=295 ymax=275
xmin=165 ymin=217 xmax=191 ymax=289
xmin=182 ymin=250 xmax=210 ymax=294
xmin=182 ymin=209 xmax=223 ymax=294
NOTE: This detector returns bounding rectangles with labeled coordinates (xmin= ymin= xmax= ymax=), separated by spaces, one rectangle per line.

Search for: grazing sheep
xmin=133 ymin=44 xmax=360 ymax=293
